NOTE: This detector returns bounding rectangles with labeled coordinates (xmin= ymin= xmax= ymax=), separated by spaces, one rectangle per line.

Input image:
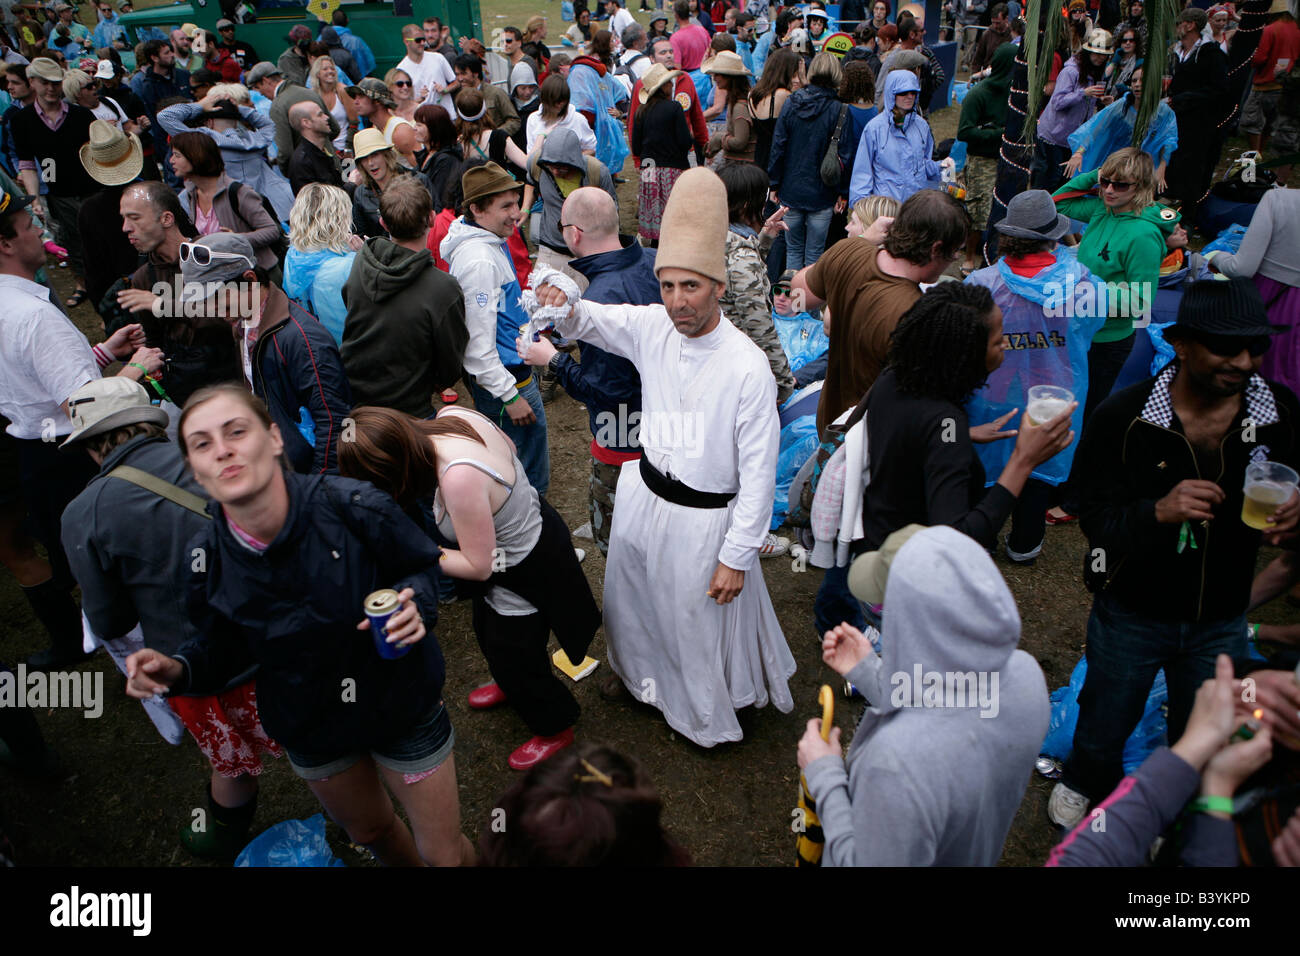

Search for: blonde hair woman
xmin=309 ymin=55 xmax=355 ymax=153
xmin=63 ymin=67 xmax=131 ymax=129
xmin=350 ymin=128 xmax=435 ymax=239
xmin=283 ymin=184 xmax=360 ymax=344
xmin=385 ymin=67 xmax=419 ymax=122
xmin=846 ymin=194 xmax=900 ymax=239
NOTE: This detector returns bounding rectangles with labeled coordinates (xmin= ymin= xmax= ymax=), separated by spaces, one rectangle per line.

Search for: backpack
xmin=228 ymin=180 xmax=289 ymax=269
xmin=615 ymin=50 xmax=647 ymax=82
xmin=788 ymin=389 xmax=870 ymax=528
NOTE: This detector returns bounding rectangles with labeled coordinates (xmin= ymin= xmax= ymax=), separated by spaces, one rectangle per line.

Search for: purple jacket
xmin=1038 ymin=59 xmax=1098 ymax=148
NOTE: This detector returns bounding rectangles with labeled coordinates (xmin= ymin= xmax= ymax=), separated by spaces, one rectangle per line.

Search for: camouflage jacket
xmin=722 ymin=229 xmax=796 ymax=405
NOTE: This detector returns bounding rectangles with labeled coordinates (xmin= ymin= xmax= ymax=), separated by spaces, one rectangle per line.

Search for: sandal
xmin=1044 ymin=507 xmax=1077 ymax=525
xmin=64 ymin=288 xmax=88 ymax=308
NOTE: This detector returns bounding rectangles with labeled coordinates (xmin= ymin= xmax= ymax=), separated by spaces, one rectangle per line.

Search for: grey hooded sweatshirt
xmin=526 ymin=126 xmax=616 ymax=254
xmin=804 ymin=525 xmax=1049 ymax=866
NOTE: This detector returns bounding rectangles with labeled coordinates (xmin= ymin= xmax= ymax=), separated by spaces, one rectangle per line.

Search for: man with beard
xmin=1047 ymin=278 xmax=1300 ymax=829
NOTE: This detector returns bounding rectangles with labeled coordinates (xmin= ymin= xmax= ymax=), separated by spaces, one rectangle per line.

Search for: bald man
xmin=518 ymin=187 xmax=660 ymax=554
xmin=286 ymin=100 xmax=343 ymax=194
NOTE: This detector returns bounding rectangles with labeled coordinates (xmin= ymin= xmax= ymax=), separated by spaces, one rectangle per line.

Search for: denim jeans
xmin=813 ymin=562 xmax=883 ymax=641
xmin=1062 ymin=592 xmax=1247 ymax=802
xmin=784 ymin=206 xmax=834 ymax=272
xmin=470 ymin=375 xmax=550 ymax=496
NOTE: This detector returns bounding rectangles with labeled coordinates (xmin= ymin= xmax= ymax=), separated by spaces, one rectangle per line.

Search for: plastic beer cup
xmin=1242 ymin=461 xmax=1299 ymax=531
xmin=1026 ymin=385 xmax=1074 ymax=426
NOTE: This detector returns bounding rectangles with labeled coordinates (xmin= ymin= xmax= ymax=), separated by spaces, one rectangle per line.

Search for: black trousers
xmin=471 ymin=597 xmax=580 ymax=738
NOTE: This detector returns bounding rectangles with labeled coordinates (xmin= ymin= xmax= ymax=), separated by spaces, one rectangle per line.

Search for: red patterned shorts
xmin=168 ymin=681 xmax=283 ymax=777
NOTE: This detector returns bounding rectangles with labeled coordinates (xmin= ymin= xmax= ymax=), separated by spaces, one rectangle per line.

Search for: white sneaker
xmin=759 ymin=533 xmax=789 ymax=558
xmin=1048 ymin=782 xmax=1090 ymax=829
xmin=574 ymin=548 xmax=587 ymax=564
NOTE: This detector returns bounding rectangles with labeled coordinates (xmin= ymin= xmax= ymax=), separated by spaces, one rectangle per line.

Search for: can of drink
xmin=364 ymin=589 xmax=408 ymax=660
xmin=1035 ymin=756 xmax=1063 ymax=779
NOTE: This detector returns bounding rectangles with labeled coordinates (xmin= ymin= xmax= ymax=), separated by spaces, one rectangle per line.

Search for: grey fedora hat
xmin=994 ymin=189 xmax=1070 ymax=241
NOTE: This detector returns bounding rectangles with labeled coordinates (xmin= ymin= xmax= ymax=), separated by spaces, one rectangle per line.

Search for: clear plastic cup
xmin=1242 ymin=461 xmax=1299 ymax=530
xmin=1026 ymin=385 xmax=1074 ymax=426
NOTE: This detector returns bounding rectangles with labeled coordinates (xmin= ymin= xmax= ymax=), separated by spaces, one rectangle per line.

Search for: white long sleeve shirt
xmin=555 ymin=299 xmax=779 ymax=570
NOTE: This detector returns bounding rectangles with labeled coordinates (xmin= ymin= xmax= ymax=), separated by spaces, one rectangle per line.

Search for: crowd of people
xmin=0 ymin=0 xmax=1298 ymax=869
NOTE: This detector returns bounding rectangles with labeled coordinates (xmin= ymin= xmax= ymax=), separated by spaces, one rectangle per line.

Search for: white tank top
xmin=327 ymin=93 xmax=348 ymax=151
xmin=382 ymin=114 xmax=416 ymax=148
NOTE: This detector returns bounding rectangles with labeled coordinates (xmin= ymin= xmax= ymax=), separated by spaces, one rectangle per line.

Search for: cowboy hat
xmin=78 ymin=119 xmax=144 ymax=187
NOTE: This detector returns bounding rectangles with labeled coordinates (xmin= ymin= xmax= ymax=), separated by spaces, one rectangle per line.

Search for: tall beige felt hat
xmin=79 ymin=119 xmax=144 ymax=186
xmin=703 ymin=50 xmax=751 ymax=76
xmin=654 ymin=167 xmax=728 ymax=285
xmin=638 ymin=63 xmax=682 ymax=103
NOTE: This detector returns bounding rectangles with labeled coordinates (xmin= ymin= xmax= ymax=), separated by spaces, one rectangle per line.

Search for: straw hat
xmin=79 ymin=120 xmax=143 ymax=186
xmin=352 ymin=127 xmax=392 ymax=160
xmin=654 ymin=167 xmax=728 ymax=284
xmin=1268 ymin=0 xmax=1293 ymax=14
xmin=1081 ymin=28 xmax=1114 ymax=55
xmin=638 ymin=63 xmax=682 ymax=103
xmin=703 ymin=50 xmax=751 ymax=76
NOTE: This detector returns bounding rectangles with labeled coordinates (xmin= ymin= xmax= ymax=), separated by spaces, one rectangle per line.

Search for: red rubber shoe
xmin=467 ymin=682 xmax=507 ymax=710
xmin=507 ymin=727 xmax=575 ymax=771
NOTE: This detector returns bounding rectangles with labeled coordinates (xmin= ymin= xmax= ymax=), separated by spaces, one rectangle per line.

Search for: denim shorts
xmin=284 ymin=702 xmax=455 ymax=782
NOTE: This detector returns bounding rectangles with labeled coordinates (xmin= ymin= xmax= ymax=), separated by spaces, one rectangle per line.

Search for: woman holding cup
xmin=124 ymin=385 xmax=475 ymax=866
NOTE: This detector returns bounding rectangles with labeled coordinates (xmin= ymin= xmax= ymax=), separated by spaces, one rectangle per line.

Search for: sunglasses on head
xmin=179 ymin=241 xmax=254 ymax=271
xmin=1099 ymin=176 xmax=1135 ymax=190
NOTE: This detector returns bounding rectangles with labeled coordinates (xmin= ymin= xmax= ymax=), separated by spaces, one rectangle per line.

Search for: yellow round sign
xmin=821 ymin=32 xmax=855 ymax=58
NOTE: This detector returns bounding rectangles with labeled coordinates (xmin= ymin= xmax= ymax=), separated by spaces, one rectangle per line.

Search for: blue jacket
xmin=769 ymin=83 xmax=844 ymax=211
xmin=557 ymin=236 xmax=657 ymax=456
xmin=173 ymin=471 xmax=445 ymax=755
xmin=251 ymin=286 xmax=353 ymax=475
xmin=752 ymin=29 xmax=776 ymax=79
xmin=283 ymin=247 xmax=356 ymax=344
xmin=331 ymin=25 xmax=376 ymax=78
xmin=849 ymin=70 xmax=942 ymax=204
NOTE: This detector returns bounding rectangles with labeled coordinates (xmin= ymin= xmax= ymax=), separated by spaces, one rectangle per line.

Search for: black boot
xmin=21 ymin=579 xmax=91 ymax=669
xmin=179 ymin=785 xmax=257 ymax=864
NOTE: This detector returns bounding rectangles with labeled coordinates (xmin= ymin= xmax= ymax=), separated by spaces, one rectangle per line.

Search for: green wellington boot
xmin=179 ymin=786 xmax=257 ymax=864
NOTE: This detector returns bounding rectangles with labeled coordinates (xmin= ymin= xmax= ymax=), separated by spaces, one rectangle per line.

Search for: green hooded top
xmin=958 ymin=43 xmax=1017 ymax=159
xmin=1052 ymin=168 xmax=1178 ymax=343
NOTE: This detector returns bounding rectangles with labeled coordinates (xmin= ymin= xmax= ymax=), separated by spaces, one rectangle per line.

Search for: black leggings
xmin=471 ymin=597 xmax=580 ymax=738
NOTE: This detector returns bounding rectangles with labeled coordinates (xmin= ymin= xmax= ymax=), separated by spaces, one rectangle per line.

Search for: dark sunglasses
xmin=1194 ymin=334 xmax=1270 ymax=358
xmin=1099 ymin=176 xmax=1135 ymax=190
xmin=392 ymin=79 xmax=412 ymax=87
xmin=1122 ymin=36 xmax=1137 ymax=42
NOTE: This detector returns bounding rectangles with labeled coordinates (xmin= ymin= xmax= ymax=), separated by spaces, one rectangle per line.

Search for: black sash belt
xmin=639 ymin=456 xmax=736 ymax=509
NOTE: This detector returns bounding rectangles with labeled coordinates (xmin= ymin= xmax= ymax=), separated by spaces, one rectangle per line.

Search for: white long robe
xmin=555 ymin=299 xmax=796 ymax=746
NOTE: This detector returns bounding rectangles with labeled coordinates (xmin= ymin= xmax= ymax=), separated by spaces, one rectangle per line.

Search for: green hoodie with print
xmin=1052 ymin=168 xmax=1175 ymax=343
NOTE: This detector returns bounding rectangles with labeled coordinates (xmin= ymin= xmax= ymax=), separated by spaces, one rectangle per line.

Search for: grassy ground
xmin=0 ymin=10 xmax=1279 ymax=868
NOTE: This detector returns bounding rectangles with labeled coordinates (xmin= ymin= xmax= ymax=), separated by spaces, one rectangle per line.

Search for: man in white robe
xmin=523 ymin=167 xmax=795 ymax=747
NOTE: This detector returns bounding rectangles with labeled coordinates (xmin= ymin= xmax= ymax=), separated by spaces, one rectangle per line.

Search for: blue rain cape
xmin=774 ymin=310 xmax=830 ymax=373
xmin=965 ymin=250 xmax=1108 ymax=486
xmin=567 ymin=62 xmax=630 ymax=176
xmin=1067 ymin=94 xmax=1178 ymax=175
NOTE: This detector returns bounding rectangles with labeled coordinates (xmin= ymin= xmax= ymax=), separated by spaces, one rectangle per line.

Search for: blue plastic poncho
xmin=567 ymin=62 xmax=630 ymax=177
xmin=282 ymin=247 xmax=356 ymax=346
xmin=965 ymin=249 xmax=1108 ymax=486
xmin=1067 ymin=94 xmax=1179 ymax=176
xmin=774 ymin=310 xmax=830 ymax=373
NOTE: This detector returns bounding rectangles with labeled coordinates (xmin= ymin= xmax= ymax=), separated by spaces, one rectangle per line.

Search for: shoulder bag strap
xmin=108 ymin=465 xmax=211 ymax=519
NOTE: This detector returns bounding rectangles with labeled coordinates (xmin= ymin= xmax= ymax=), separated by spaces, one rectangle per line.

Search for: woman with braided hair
xmin=858 ymin=282 xmax=1077 ymax=552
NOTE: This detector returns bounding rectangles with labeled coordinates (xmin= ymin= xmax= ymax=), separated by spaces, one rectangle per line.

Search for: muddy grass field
xmin=0 ymin=104 xmax=1280 ymax=867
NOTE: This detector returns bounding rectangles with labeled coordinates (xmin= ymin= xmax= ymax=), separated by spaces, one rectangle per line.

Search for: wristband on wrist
xmin=1188 ymin=795 xmax=1234 ymax=815
xmin=503 ymin=393 xmax=520 ymax=405
xmin=1249 ymin=622 xmax=1260 ymax=644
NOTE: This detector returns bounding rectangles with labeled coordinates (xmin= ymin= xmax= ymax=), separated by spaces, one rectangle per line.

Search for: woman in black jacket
xmin=125 ymin=385 xmax=475 ymax=867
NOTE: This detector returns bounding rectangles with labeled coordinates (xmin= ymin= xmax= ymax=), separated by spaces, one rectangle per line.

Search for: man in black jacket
xmin=1164 ymin=7 xmax=1229 ymax=228
xmin=1049 ymin=278 xmax=1300 ymax=829
xmin=178 ymin=232 xmax=352 ymax=474
xmin=341 ymin=176 xmax=467 ymax=417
